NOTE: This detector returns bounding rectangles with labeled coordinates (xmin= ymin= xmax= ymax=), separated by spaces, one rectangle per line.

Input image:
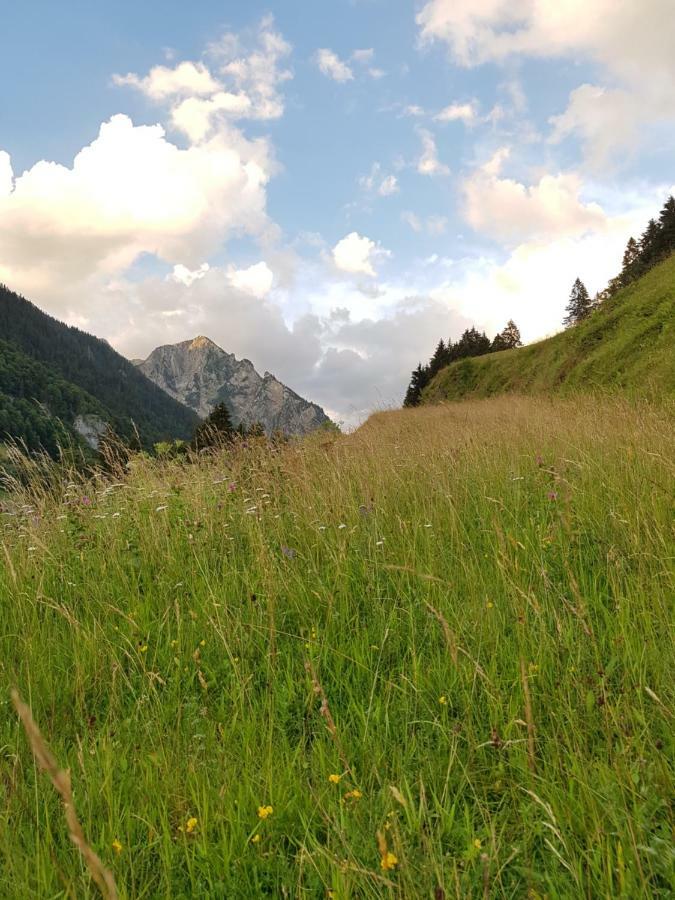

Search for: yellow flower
xmin=343 ymin=789 xmax=362 ymax=802
xmin=257 ymin=805 xmax=273 ymax=819
xmin=139 ymin=644 xmax=148 ymax=654
xmin=473 ymin=838 xmax=482 ymax=849
xmin=185 ymin=817 xmax=198 ymax=834
xmin=487 ymin=601 xmax=494 ymax=609
xmin=328 ymin=773 xmax=341 ymax=784
xmin=380 ymin=851 xmax=398 ymax=871
xmin=200 ymin=639 xmax=206 ymax=647
xmin=112 ymin=839 xmax=123 ymax=855
xmin=439 ymin=695 xmax=447 ymax=705
xmin=170 ymin=639 xmax=178 ymax=648
xmin=250 ymin=833 xmax=261 ymax=844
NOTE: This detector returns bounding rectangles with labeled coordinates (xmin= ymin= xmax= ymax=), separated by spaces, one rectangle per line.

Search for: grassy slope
xmin=424 ymin=255 xmax=675 ymax=404
xmin=1 ymin=396 xmax=673 ymax=897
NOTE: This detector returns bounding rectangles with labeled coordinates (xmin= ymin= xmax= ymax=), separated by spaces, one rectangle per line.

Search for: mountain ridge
xmin=136 ymin=335 xmax=331 ymax=435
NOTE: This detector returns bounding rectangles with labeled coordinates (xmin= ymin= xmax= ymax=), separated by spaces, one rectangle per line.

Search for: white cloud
xmin=113 ymin=61 xmax=221 ymax=100
xmin=435 ymin=101 xmax=476 ymax=124
xmin=332 ymin=232 xmax=387 ymax=277
xmin=170 ymin=263 xmax=210 ymax=286
xmin=416 ymin=0 xmax=675 ymax=162
xmin=227 ymin=260 xmax=274 ymax=297
xmin=0 ymin=151 xmax=12 ymax=197
xmin=401 ymin=210 xmax=447 ymax=235
xmin=417 ymin=128 xmax=449 ymax=176
xmin=314 ymin=49 xmax=354 ymax=82
xmin=0 ymin=114 xmax=273 ymax=299
xmin=378 ymin=175 xmax=399 ymax=196
xmin=359 ymin=163 xmax=399 ymax=197
xmin=462 ymin=150 xmax=607 ymax=243
xmin=116 ymin=17 xmax=291 ymax=139
xmin=351 ymin=48 xmax=374 ymax=64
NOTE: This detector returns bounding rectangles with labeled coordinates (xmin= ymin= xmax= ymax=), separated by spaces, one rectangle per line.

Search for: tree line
xmin=565 ymin=194 xmax=675 ymax=326
xmin=403 ymin=320 xmax=522 ymax=407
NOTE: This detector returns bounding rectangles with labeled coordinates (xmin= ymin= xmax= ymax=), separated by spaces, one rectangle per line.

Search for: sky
xmin=1 ymin=1 xmax=674 ymax=426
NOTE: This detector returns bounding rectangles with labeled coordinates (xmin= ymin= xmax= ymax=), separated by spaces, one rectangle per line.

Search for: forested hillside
xmin=423 ymin=254 xmax=675 ymax=404
xmin=0 ymin=285 xmax=200 ymax=453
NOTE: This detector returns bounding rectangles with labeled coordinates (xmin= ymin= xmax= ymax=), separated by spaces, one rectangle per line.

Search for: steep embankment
xmin=424 ymin=255 xmax=675 ymax=404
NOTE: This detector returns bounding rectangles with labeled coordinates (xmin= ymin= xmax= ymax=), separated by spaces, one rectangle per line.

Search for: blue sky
xmin=1 ymin=1 xmax=673 ymax=423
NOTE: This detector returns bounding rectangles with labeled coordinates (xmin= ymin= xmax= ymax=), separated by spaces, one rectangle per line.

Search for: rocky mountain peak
xmin=135 ymin=336 xmax=331 ymax=436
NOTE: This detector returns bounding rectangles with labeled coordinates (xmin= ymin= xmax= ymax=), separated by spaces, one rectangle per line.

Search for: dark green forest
xmin=0 ymin=284 xmax=199 ymax=455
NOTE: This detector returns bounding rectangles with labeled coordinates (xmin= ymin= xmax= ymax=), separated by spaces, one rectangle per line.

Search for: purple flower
xmin=547 ymin=491 xmax=557 ymax=501
xmin=228 ymin=482 xmax=237 ymax=492
xmin=81 ymin=496 xmax=91 ymax=506
xmin=281 ymin=545 xmax=296 ymax=560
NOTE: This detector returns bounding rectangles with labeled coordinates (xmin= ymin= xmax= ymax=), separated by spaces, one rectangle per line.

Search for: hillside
xmin=423 ymin=254 xmax=675 ymax=404
xmin=0 ymin=284 xmax=200 ymax=452
xmin=1 ymin=395 xmax=672 ymax=897
xmin=137 ymin=336 xmax=331 ymax=435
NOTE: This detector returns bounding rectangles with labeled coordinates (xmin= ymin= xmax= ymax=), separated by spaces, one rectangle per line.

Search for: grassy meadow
xmin=0 ymin=395 xmax=673 ymax=898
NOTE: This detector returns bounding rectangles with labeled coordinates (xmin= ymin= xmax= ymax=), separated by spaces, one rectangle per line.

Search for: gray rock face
xmin=73 ymin=414 xmax=107 ymax=450
xmin=135 ymin=336 xmax=331 ymax=436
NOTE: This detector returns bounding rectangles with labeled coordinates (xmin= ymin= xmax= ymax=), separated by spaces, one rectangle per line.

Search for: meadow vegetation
xmin=0 ymin=395 xmax=673 ymax=897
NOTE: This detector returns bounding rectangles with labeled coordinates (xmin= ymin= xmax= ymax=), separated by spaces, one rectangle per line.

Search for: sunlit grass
xmin=1 ymin=395 xmax=673 ymax=897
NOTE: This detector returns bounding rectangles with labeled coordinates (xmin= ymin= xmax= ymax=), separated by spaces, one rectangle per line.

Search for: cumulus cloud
xmin=0 ymin=114 xmax=273 ymax=300
xmin=314 ymin=49 xmax=354 ymax=82
xmin=116 ymin=16 xmax=292 ymax=138
xmin=462 ymin=148 xmax=607 ymax=243
xmin=227 ymin=261 xmax=274 ymax=297
xmin=113 ymin=61 xmax=220 ymax=100
xmin=416 ymin=0 xmax=675 ymax=163
xmin=332 ymin=232 xmax=389 ymax=277
xmin=170 ymin=263 xmax=210 ymax=286
xmin=417 ymin=128 xmax=449 ymax=176
xmin=0 ymin=151 xmax=12 ymax=196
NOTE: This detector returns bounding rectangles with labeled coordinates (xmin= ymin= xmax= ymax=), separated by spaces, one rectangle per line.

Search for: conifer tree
xmin=193 ymin=402 xmax=234 ymax=449
xmin=403 ymin=363 xmax=428 ymax=407
xmin=563 ymin=278 xmax=593 ymax=327
xmin=492 ymin=320 xmax=522 ymax=351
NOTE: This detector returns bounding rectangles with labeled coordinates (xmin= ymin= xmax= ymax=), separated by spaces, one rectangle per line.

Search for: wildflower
xmin=200 ymin=639 xmax=206 ymax=647
xmin=343 ymin=789 xmax=362 ymax=802
xmin=257 ymin=805 xmax=273 ymax=819
xmin=250 ymin=833 xmax=261 ymax=844
xmin=112 ymin=839 xmax=123 ymax=855
xmin=281 ymin=545 xmax=296 ymax=560
xmin=171 ymin=639 xmax=178 ymax=648
xmin=547 ymin=491 xmax=558 ymax=501
xmin=439 ymin=695 xmax=447 ymax=705
xmin=185 ymin=817 xmax=198 ymax=834
xmin=228 ymin=482 xmax=237 ymax=492
xmin=473 ymin=838 xmax=482 ymax=849
xmin=139 ymin=644 xmax=148 ymax=654
xmin=380 ymin=851 xmax=398 ymax=871
xmin=487 ymin=601 xmax=494 ymax=609
xmin=81 ymin=496 xmax=91 ymax=506
xmin=328 ymin=773 xmax=341 ymax=784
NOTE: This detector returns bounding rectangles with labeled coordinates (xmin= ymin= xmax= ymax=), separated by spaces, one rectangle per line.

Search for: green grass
xmin=424 ymin=255 xmax=675 ymax=405
xmin=0 ymin=396 xmax=673 ymax=897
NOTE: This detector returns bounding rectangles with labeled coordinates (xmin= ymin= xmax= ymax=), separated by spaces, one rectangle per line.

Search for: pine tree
xmin=403 ymin=363 xmax=428 ymax=407
xmin=193 ymin=402 xmax=234 ymax=449
xmin=428 ymin=339 xmax=447 ymax=376
xmin=657 ymin=195 xmax=675 ymax=258
xmin=492 ymin=320 xmax=522 ymax=351
xmin=563 ymin=278 xmax=593 ymax=327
